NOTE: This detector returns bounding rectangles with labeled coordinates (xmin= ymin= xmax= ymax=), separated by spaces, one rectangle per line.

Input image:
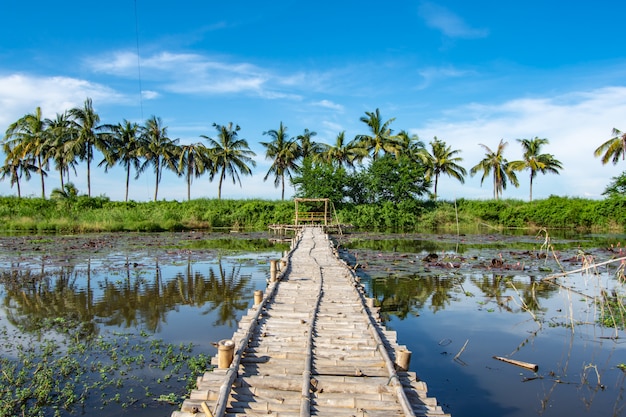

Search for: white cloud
xmin=416 ymin=66 xmax=473 ymax=89
xmin=142 ymin=90 xmax=160 ymax=100
xmin=414 ymin=86 xmax=626 ymax=200
xmin=418 ymin=2 xmax=489 ymax=39
xmin=312 ymin=100 xmax=344 ymax=112
xmin=89 ymin=51 xmax=270 ymax=95
xmin=87 ymin=50 xmax=341 ymax=100
xmin=0 ymin=73 xmax=125 ymax=127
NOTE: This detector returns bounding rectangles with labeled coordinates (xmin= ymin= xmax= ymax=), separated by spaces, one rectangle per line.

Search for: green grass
xmin=1 ymin=195 xmax=625 ymax=233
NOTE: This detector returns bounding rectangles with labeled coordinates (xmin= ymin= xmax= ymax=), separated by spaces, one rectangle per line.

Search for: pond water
xmin=0 ymin=231 xmax=624 ymax=417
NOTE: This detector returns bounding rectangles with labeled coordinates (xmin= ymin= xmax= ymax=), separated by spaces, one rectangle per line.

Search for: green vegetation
xmin=0 ymin=318 xmax=209 ymax=417
xmin=597 ymin=289 xmax=626 ymax=329
xmin=1 ymin=194 xmax=626 ymax=233
xmin=3 ymin=98 xmax=626 ymax=231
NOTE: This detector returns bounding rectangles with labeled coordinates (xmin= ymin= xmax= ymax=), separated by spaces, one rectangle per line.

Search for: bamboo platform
xmin=172 ymin=227 xmax=449 ymax=417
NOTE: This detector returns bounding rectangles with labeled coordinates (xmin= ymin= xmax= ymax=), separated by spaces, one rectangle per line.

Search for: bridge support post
xmin=270 ymin=259 xmax=278 ymax=282
xmin=254 ymin=290 xmax=263 ymax=305
xmin=395 ymin=348 xmax=412 ymax=371
xmin=217 ymin=339 xmax=235 ymax=369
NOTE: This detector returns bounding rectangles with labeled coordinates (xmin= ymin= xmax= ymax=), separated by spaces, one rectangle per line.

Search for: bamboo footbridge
xmin=172 ymin=227 xmax=449 ymax=417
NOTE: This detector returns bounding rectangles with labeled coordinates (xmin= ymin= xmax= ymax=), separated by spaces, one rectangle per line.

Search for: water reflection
xmin=342 ymin=234 xmax=626 ymax=417
xmin=0 ymin=256 xmax=259 ymax=337
xmin=369 ymin=271 xmax=559 ymax=320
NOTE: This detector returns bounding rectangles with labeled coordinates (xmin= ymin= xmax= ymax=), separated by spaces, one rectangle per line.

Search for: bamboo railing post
xmin=270 ymin=259 xmax=279 ymax=282
xmin=217 ymin=339 xmax=235 ymax=369
xmin=254 ymin=290 xmax=263 ymax=305
xmin=395 ymin=348 xmax=412 ymax=372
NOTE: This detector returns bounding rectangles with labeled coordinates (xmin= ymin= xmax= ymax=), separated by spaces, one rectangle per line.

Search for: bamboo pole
xmin=254 ymin=290 xmax=263 ymax=305
xmin=492 ymin=356 xmax=538 ymax=372
xmin=217 ymin=339 xmax=235 ymax=369
xmin=270 ymin=259 xmax=278 ymax=282
xmin=542 ymin=255 xmax=626 ymax=281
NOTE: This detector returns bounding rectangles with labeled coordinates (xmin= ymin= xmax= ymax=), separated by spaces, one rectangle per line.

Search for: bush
xmin=0 ymin=195 xmax=624 ymax=233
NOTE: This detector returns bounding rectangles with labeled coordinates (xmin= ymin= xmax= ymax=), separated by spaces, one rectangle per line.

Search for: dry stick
xmin=541 ymin=256 xmax=626 ymax=282
xmin=508 ymin=282 xmax=538 ymax=323
xmin=493 ymin=356 xmax=539 ymax=372
xmin=453 ymin=339 xmax=469 ymax=362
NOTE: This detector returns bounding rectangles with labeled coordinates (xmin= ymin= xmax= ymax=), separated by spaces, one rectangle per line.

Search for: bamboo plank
xmin=172 ymin=227 xmax=444 ymax=417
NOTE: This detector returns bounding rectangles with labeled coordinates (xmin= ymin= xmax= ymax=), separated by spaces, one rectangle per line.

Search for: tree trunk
xmin=218 ymin=168 xmax=224 ymax=200
xmin=433 ymin=174 xmax=439 ymax=200
xmin=38 ymin=154 xmax=45 ymax=199
xmin=87 ymin=145 xmax=92 ymax=197
xmin=529 ymin=172 xmax=533 ymax=202
xmin=187 ymin=169 xmax=191 ymax=202
xmin=125 ymin=165 xmax=131 ymax=202
xmin=281 ymin=173 xmax=285 ymax=201
xmin=154 ymin=159 xmax=160 ymax=202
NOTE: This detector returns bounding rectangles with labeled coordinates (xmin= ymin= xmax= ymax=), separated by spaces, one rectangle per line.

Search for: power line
xmin=134 ymin=0 xmax=144 ymax=120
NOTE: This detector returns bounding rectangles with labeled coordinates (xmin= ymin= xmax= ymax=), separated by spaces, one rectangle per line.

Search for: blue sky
xmin=1 ymin=0 xmax=626 ymax=201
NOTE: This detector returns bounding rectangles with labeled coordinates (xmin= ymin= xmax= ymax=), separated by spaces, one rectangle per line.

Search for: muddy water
xmin=0 ymin=231 xmax=625 ymax=417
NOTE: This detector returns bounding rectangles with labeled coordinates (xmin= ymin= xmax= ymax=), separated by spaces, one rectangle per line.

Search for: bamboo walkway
xmin=172 ymin=227 xmax=449 ymax=417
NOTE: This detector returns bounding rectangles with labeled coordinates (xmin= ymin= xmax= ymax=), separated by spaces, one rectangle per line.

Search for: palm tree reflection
xmin=0 ymin=256 xmax=254 ymax=338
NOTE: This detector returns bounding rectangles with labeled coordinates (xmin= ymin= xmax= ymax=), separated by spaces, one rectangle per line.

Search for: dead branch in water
xmin=541 ymin=256 xmax=626 ymax=282
xmin=493 ymin=356 xmax=539 ymax=372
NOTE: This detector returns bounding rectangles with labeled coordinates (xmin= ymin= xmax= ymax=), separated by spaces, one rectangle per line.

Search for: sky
xmin=1 ymin=0 xmax=626 ymax=202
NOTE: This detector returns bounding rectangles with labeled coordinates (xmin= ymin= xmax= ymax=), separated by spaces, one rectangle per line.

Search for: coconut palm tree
xmin=138 ymin=116 xmax=180 ymax=201
xmin=4 ymin=107 xmax=49 ymax=198
xmin=99 ymin=120 xmax=144 ymax=202
xmin=509 ymin=137 xmax=562 ymax=201
xmin=202 ymin=122 xmax=256 ymax=200
xmin=0 ymin=142 xmax=38 ymax=198
xmin=68 ymin=98 xmax=107 ymax=197
xmin=178 ymin=142 xmax=212 ymax=201
xmin=397 ymin=130 xmax=425 ymax=161
xmin=45 ymin=112 xmax=77 ymax=189
xmin=50 ymin=182 xmax=79 ymax=200
xmin=470 ymin=139 xmax=519 ymax=200
xmin=296 ymin=128 xmax=323 ymax=160
xmin=419 ymin=137 xmax=466 ymax=200
xmin=261 ymin=122 xmax=300 ymax=200
xmin=594 ymin=128 xmax=626 ymax=165
xmin=319 ymin=131 xmax=366 ymax=169
xmin=354 ymin=108 xmax=401 ymax=160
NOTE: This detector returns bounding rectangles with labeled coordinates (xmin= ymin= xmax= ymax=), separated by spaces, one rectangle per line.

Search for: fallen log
xmin=493 ymin=356 xmax=538 ymax=372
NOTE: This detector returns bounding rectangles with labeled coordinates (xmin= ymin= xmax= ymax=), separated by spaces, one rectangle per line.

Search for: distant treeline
xmin=0 ymin=196 xmax=624 ymax=233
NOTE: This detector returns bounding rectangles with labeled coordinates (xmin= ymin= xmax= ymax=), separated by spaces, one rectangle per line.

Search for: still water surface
xmin=0 ymin=232 xmax=624 ymax=417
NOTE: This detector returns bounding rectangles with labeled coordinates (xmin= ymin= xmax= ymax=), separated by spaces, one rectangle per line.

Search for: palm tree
xmin=261 ymin=122 xmax=300 ymax=200
xmin=396 ymin=130 xmax=425 ymax=160
xmin=509 ymin=137 xmax=562 ymax=201
xmin=99 ymin=120 xmax=143 ymax=202
xmin=4 ymin=107 xmax=49 ymax=198
xmin=297 ymin=128 xmax=323 ymax=160
xmin=68 ymin=98 xmax=107 ymax=197
xmin=0 ymin=142 xmax=38 ymax=198
xmin=178 ymin=142 xmax=212 ymax=201
xmin=319 ymin=131 xmax=366 ymax=169
xmin=419 ymin=137 xmax=466 ymax=200
xmin=594 ymin=128 xmax=626 ymax=165
xmin=470 ymin=139 xmax=519 ymax=200
xmin=45 ymin=112 xmax=77 ymax=189
xmin=50 ymin=182 xmax=79 ymax=200
xmin=138 ymin=116 xmax=180 ymax=201
xmin=202 ymin=122 xmax=256 ymax=200
xmin=354 ymin=108 xmax=401 ymax=160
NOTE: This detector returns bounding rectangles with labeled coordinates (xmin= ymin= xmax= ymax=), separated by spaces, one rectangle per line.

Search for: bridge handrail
xmin=332 ymin=238 xmax=417 ymax=417
xmin=211 ymin=230 xmax=302 ymax=417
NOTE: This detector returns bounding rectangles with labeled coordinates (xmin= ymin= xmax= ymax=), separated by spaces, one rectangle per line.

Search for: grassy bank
xmin=0 ymin=195 xmax=625 ymax=233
